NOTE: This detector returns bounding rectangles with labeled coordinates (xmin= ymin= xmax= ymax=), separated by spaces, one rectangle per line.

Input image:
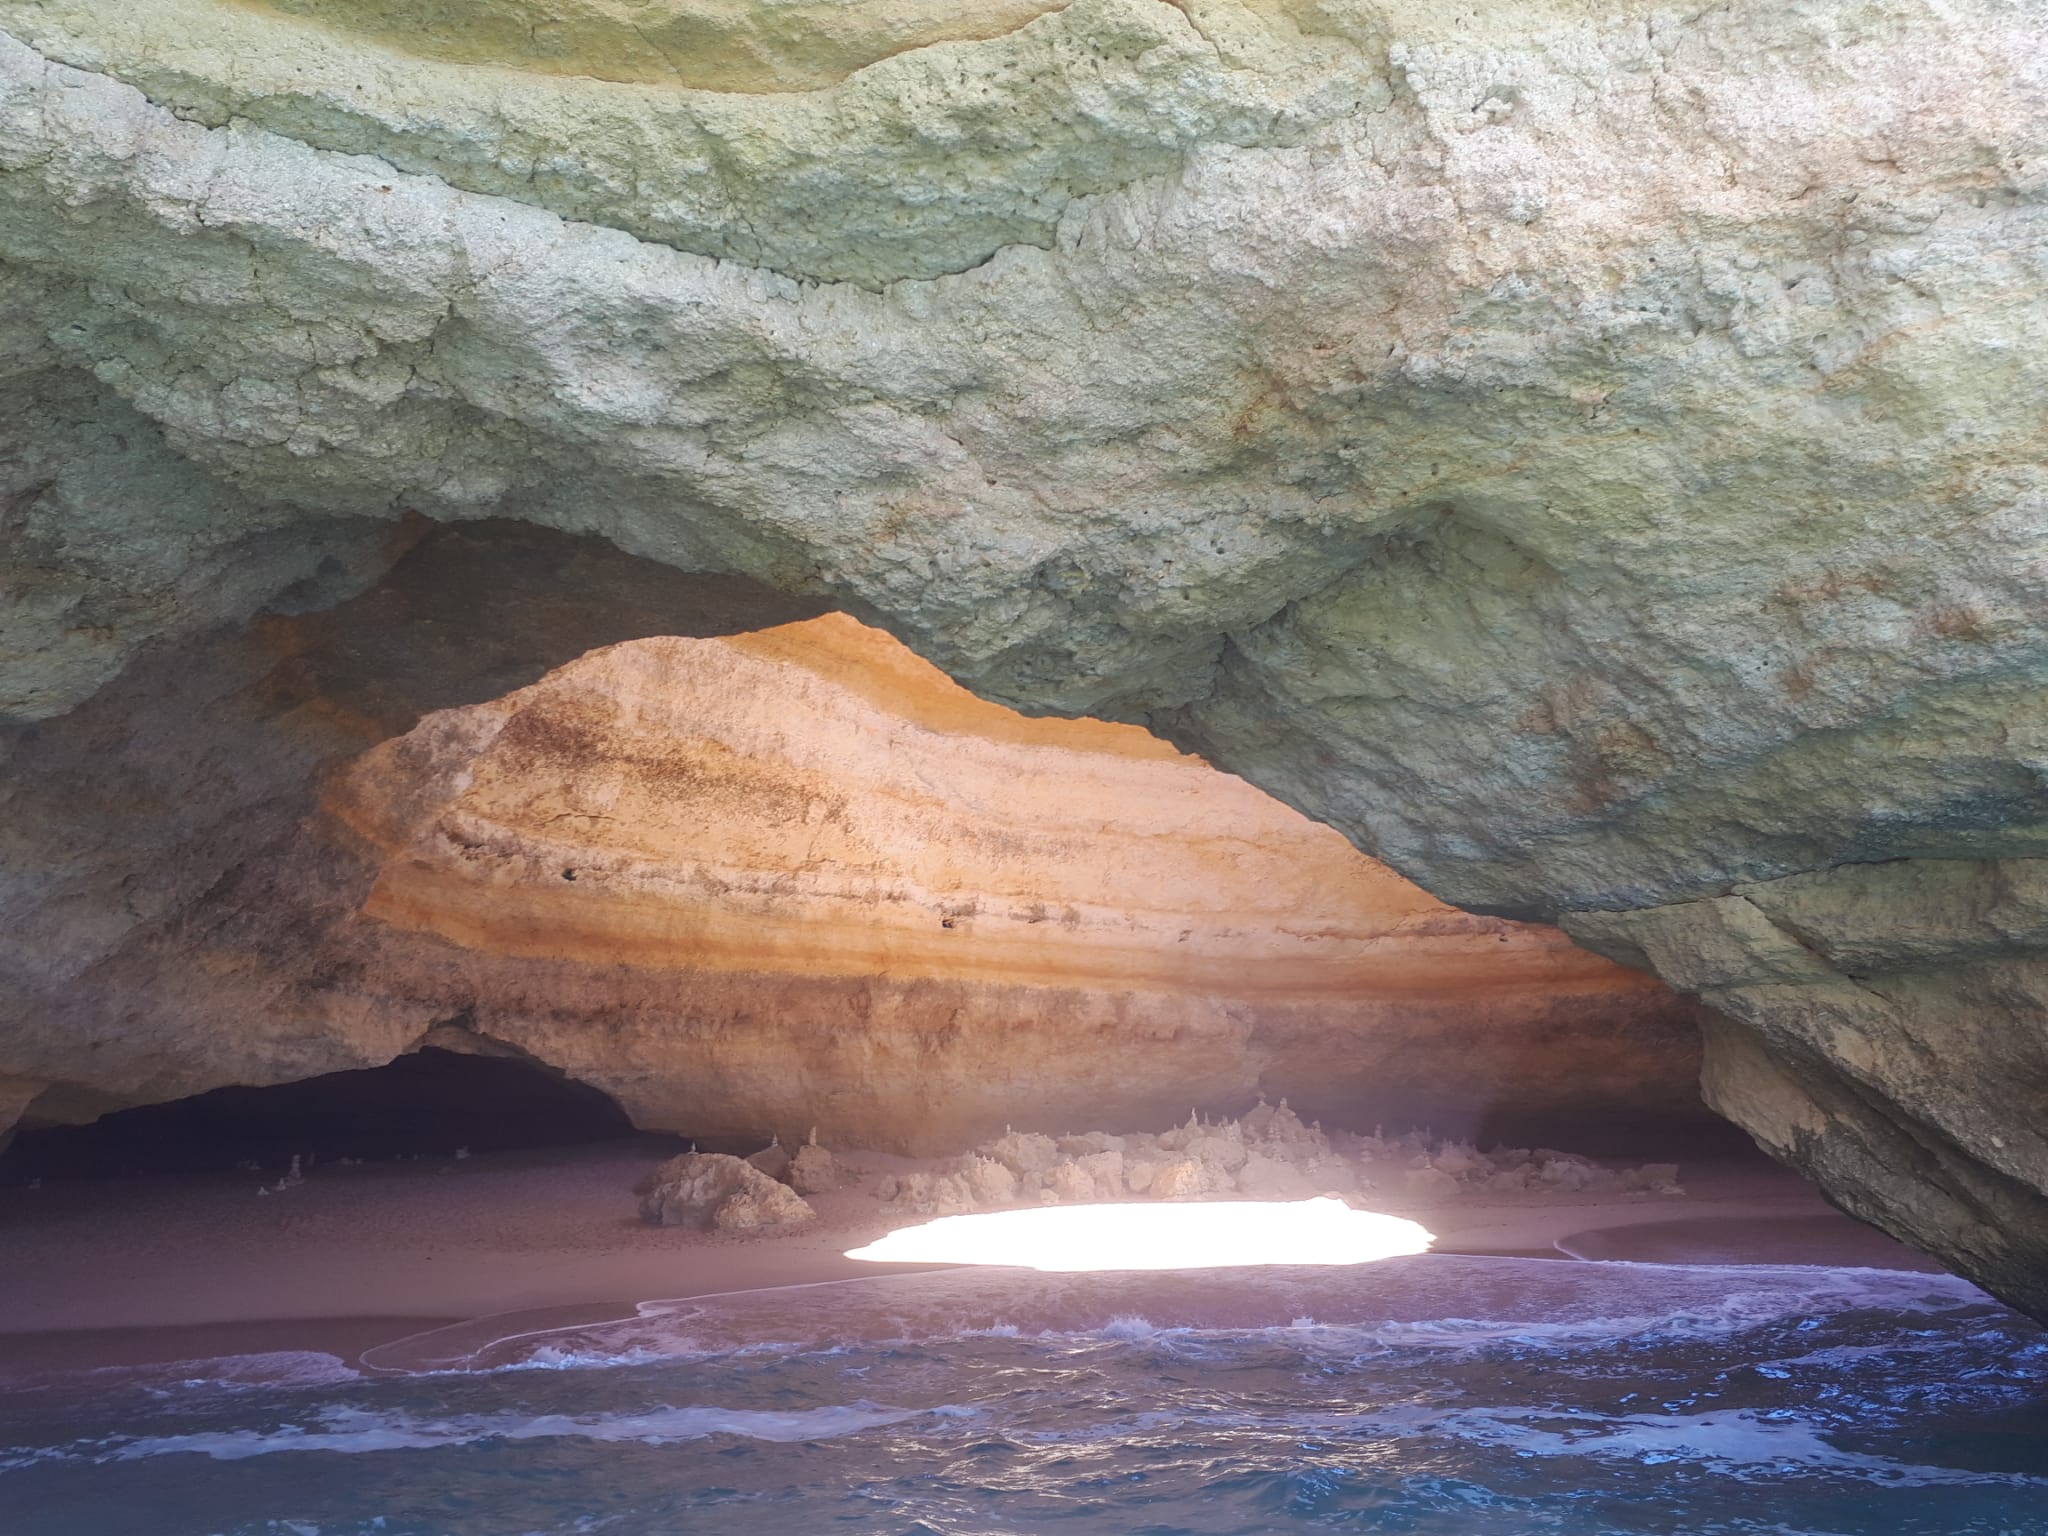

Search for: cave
xmin=0 ymin=585 xmax=1742 ymax=1196
xmin=2 ymin=1 xmax=2045 ymax=1528
xmin=0 ymin=581 xmax=1722 ymax=1165
xmin=0 ymin=1047 xmax=641 ymax=1182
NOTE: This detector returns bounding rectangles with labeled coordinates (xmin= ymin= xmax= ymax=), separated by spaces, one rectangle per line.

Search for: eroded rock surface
xmin=876 ymin=1103 xmax=1687 ymax=1218
xmin=0 ymin=610 xmax=1697 ymax=1154
xmin=639 ymin=1151 xmax=817 ymax=1231
xmin=0 ymin=520 xmax=824 ymax=1138
xmin=0 ymin=1 xmax=2044 ymax=1312
xmin=1570 ymin=863 xmax=2048 ymax=1322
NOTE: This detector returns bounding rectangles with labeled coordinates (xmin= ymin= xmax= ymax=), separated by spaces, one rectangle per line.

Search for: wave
xmin=1091 ymin=1403 xmax=2048 ymax=1491
xmin=1 ymin=1259 xmax=2035 ymax=1515
xmin=11 ymin=1400 xmax=947 ymax=1467
xmin=10 ymin=1391 xmax=2038 ymax=1492
xmin=6 ymin=1255 xmax=2004 ymax=1397
xmin=417 ymin=1256 xmax=1998 ymax=1375
xmin=1388 ymin=1404 xmax=2048 ymax=1489
xmin=0 ymin=1348 xmax=364 ymax=1399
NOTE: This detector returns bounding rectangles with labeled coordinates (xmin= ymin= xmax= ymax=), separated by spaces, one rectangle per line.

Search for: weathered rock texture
xmin=1571 ymin=865 xmax=2048 ymax=1328
xmin=877 ymin=1105 xmax=1687 ymax=1218
xmin=0 ymin=519 xmax=826 ymax=1134
xmin=639 ymin=1151 xmax=817 ymax=1232
xmin=0 ymin=1 xmax=2043 ymax=1312
xmin=0 ymin=609 xmax=1695 ymax=1154
xmin=332 ymin=613 xmax=1694 ymax=1148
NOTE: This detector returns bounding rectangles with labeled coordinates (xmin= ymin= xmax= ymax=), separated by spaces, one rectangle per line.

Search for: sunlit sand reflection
xmin=846 ymin=1196 xmax=1434 ymax=1272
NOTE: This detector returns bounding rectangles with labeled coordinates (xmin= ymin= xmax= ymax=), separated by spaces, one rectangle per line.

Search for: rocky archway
xmin=1 ymin=584 xmax=1709 ymax=1164
xmin=0 ymin=2 xmax=2044 ymax=1319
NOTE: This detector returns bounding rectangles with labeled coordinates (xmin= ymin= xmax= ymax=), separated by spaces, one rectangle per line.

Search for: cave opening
xmin=0 ymin=517 xmax=1735 ymax=1178
xmin=0 ymin=1047 xmax=652 ymax=1183
xmin=281 ymin=604 xmax=1727 ymax=1164
xmin=0 ymin=511 xmax=1745 ymax=1207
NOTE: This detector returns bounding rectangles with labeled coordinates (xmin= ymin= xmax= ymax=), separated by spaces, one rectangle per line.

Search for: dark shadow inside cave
xmin=0 ymin=1049 xmax=649 ymax=1182
xmin=1463 ymin=1103 xmax=1757 ymax=1163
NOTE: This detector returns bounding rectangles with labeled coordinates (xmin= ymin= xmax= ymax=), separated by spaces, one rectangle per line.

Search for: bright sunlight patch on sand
xmin=845 ymin=1197 xmax=1434 ymax=1272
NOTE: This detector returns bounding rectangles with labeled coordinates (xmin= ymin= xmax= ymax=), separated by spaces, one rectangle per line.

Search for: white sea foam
xmin=62 ymin=1400 xmax=941 ymax=1464
xmin=446 ymin=1259 xmax=1993 ymax=1377
xmin=508 ymin=1344 xmax=680 ymax=1372
xmin=159 ymin=1351 xmax=366 ymax=1392
xmin=1099 ymin=1315 xmax=1159 ymax=1339
xmin=1422 ymin=1404 xmax=2048 ymax=1488
xmin=997 ymin=1398 xmax=2044 ymax=1490
xmin=1318 ymin=1265 xmax=1986 ymax=1355
xmin=34 ymin=1258 xmax=1987 ymax=1400
xmin=1 ymin=1349 xmax=364 ymax=1400
xmin=1059 ymin=1264 xmax=1995 ymax=1370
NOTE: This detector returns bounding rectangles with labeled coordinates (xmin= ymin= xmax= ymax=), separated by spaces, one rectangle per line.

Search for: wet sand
xmin=1559 ymin=1213 xmax=1946 ymax=1270
xmin=0 ymin=1135 xmax=1942 ymax=1378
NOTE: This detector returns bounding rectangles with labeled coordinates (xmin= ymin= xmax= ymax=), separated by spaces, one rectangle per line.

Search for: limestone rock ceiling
xmin=0 ymin=0 xmax=2043 ymax=1313
xmin=3 ymin=0 xmax=1372 ymax=288
xmin=227 ymin=0 xmax=1074 ymax=92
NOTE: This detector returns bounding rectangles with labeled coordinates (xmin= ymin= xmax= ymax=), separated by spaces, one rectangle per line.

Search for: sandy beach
xmin=0 ymin=1133 xmax=1941 ymax=1381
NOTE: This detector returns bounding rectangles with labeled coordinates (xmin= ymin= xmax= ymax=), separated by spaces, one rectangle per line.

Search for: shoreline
xmin=0 ymin=1135 xmax=1947 ymax=1380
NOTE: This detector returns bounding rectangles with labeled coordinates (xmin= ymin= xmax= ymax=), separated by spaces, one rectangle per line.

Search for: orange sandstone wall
xmin=315 ymin=615 xmax=1699 ymax=1152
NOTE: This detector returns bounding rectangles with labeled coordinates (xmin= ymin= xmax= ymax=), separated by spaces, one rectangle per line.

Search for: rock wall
xmin=0 ymin=1 xmax=2043 ymax=1312
xmin=1571 ymin=865 xmax=2048 ymax=1326
xmin=1 ymin=608 xmax=1699 ymax=1155
xmin=0 ymin=520 xmax=827 ymax=1137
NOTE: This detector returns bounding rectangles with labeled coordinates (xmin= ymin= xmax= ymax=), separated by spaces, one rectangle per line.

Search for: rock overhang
xmin=0 ymin=0 xmax=2045 ymax=1316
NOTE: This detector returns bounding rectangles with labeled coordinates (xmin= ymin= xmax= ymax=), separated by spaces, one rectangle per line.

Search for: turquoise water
xmin=3 ymin=1257 xmax=2044 ymax=1535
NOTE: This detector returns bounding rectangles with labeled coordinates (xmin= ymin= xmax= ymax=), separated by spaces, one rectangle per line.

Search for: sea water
xmin=2 ymin=1256 xmax=2043 ymax=1536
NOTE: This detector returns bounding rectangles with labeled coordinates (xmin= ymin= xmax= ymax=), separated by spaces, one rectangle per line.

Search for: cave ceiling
xmin=0 ymin=0 xmax=2045 ymax=1317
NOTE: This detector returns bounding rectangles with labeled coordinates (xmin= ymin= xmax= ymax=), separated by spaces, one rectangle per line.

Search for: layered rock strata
xmin=326 ymin=614 xmax=1698 ymax=1150
xmin=0 ymin=610 xmax=1701 ymax=1155
xmin=1571 ymin=865 xmax=2048 ymax=1329
xmin=0 ymin=1 xmax=2043 ymax=1312
xmin=0 ymin=520 xmax=825 ymax=1138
